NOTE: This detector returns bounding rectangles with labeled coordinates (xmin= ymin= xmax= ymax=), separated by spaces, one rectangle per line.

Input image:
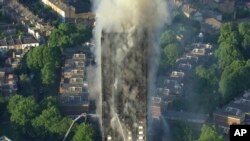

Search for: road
xmin=163 ymin=110 xmax=209 ymax=124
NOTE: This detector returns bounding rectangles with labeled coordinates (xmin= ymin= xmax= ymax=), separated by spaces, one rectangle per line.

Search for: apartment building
xmin=214 ymin=91 xmax=250 ymax=134
xmin=41 ymin=0 xmax=94 ymax=22
xmin=59 ymin=51 xmax=89 ymax=116
xmin=0 ymin=36 xmax=39 ymax=51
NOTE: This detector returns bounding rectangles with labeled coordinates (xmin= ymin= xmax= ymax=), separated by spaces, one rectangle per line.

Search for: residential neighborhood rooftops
xmin=0 ymin=40 xmax=7 ymax=46
xmin=214 ymin=91 xmax=250 ymax=118
xmin=0 ymin=36 xmax=39 ymax=50
xmin=22 ymin=36 xmax=38 ymax=44
xmin=14 ymin=39 xmax=22 ymax=45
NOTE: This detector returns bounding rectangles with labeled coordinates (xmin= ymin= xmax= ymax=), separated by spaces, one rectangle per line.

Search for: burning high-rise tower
xmin=101 ymin=31 xmax=148 ymax=140
xmin=92 ymin=0 xmax=171 ymax=140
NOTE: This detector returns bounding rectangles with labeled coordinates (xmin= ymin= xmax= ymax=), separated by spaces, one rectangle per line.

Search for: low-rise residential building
xmin=192 ymin=11 xmax=203 ymax=22
xmin=214 ymin=90 xmax=250 ymax=134
xmin=41 ymin=0 xmax=94 ymax=22
xmin=0 ymin=70 xmax=17 ymax=96
xmin=204 ymin=18 xmax=222 ymax=30
xmin=170 ymin=71 xmax=185 ymax=79
xmin=202 ymin=10 xmax=222 ymax=21
xmin=59 ymin=51 xmax=90 ymax=116
xmin=176 ymin=55 xmax=199 ymax=65
xmin=192 ymin=43 xmax=213 ymax=49
xmin=199 ymin=0 xmax=235 ymax=13
xmin=191 ymin=48 xmax=206 ymax=56
xmin=164 ymin=79 xmax=183 ymax=95
xmin=6 ymin=0 xmax=54 ymax=40
xmin=182 ymin=4 xmax=196 ymax=18
xmin=177 ymin=63 xmax=192 ymax=71
xmin=151 ymin=97 xmax=162 ymax=120
xmin=0 ymin=36 xmax=39 ymax=51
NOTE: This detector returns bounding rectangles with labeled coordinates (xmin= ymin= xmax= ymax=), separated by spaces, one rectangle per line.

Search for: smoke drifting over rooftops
xmin=94 ymin=0 xmax=171 ymax=33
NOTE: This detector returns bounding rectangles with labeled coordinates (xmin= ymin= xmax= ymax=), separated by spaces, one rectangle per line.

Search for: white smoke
xmin=91 ymin=0 xmax=172 ymax=140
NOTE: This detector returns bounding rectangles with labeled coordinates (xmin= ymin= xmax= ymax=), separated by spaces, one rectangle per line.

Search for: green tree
xmin=75 ymin=24 xmax=92 ymax=42
xmin=196 ymin=65 xmax=218 ymax=85
xmin=163 ymin=43 xmax=182 ymax=66
xmin=216 ymin=42 xmax=243 ymax=69
xmin=238 ymin=22 xmax=250 ymax=58
xmin=238 ymin=22 xmax=250 ymax=36
xmin=41 ymin=63 xmax=56 ymax=85
xmin=219 ymin=60 xmax=250 ymax=102
xmin=198 ymin=124 xmax=224 ymax=141
xmin=7 ymin=95 xmax=38 ymax=135
xmin=32 ymin=105 xmax=72 ymax=139
xmin=48 ymin=28 xmax=71 ymax=48
xmin=218 ymin=23 xmax=235 ymax=44
xmin=18 ymin=74 xmax=33 ymax=96
xmin=160 ymin=30 xmax=176 ymax=47
xmin=48 ymin=23 xmax=92 ymax=49
xmin=72 ymin=123 xmax=95 ymax=141
xmin=42 ymin=47 xmax=61 ymax=68
xmin=26 ymin=46 xmax=45 ymax=70
xmin=41 ymin=96 xmax=58 ymax=109
xmin=170 ymin=121 xmax=193 ymax=141
xmin=159 ymin=43 xmax=182 ymax=74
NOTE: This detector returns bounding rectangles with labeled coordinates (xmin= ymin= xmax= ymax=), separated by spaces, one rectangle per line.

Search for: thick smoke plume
xmin=90 ymin=0 xmax=171 ymax=140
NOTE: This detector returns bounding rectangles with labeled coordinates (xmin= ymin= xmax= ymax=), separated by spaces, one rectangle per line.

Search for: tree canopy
xmin=159 ymin=43 xmax=183 ymax=74
xmin=7 ymin=95 xmax=96 ymax=140
xmin=48 ymin=23 xmax=92 ymax=49
xmin=197 ymin=124 xmax=224 ymax=141
xmin=216 ymin=22 xmax=250 ymax=102
xmin=32 ymin=106 xmax=72 ymax=138
xmin=72 ymin=123 xmax=95 ymax=141
xmin=219 ymin=61 xmax=250 ymax=101
xmin=7 ymin=95 xmax=39 ymax=135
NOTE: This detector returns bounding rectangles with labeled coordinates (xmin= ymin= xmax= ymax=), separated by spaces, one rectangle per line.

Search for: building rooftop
xmin=170 ymin=71 xmax=185 ymax=78
xmin=176 ymin=55 xmax=199 ymax=64
xmin=192 ymin=43 xmax=213 ymax=49
xmin=60 ymin=94 xmax=89 ymax=105
xmin=0 ymin=36 xmax=38 ymax=47
xmin=214 ymin=91 xmax=250 ymax=118
xmin=14 ymin=39 xmax=22 ymax=45
xmin=182 ymin=4 xmax=196 ymax=17
xmin=0 ymin=40 xmax=7 ymax=46
xmin=6 ymin=39 xmax=15 ymax=46
xmin=205 ymin=18 xmax=222 ymax=30
xmin=66 ymin=0 xmax=91 ymax=13
xmin=191 ymin=48 xmax=206 ymax=56
xmin=164 ymin=79 xmax=183 ymax=94
xmin=49 ymin=0 xmax=91 ymax=13
xmin=151 ymin=97 xmax=162 ymax=119
xmin=177 ymin=63 xmax=192 ymax=71
xmin=22 ymin=36 xmax=38 ymax=44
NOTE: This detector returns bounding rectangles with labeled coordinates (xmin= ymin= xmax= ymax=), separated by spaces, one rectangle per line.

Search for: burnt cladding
xmin=101 ymin=30 xmax=148 ymax=141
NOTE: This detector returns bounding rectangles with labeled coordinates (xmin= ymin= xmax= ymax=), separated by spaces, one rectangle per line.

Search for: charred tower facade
xmin=101 ymin=30 xmax=148 ymax=141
